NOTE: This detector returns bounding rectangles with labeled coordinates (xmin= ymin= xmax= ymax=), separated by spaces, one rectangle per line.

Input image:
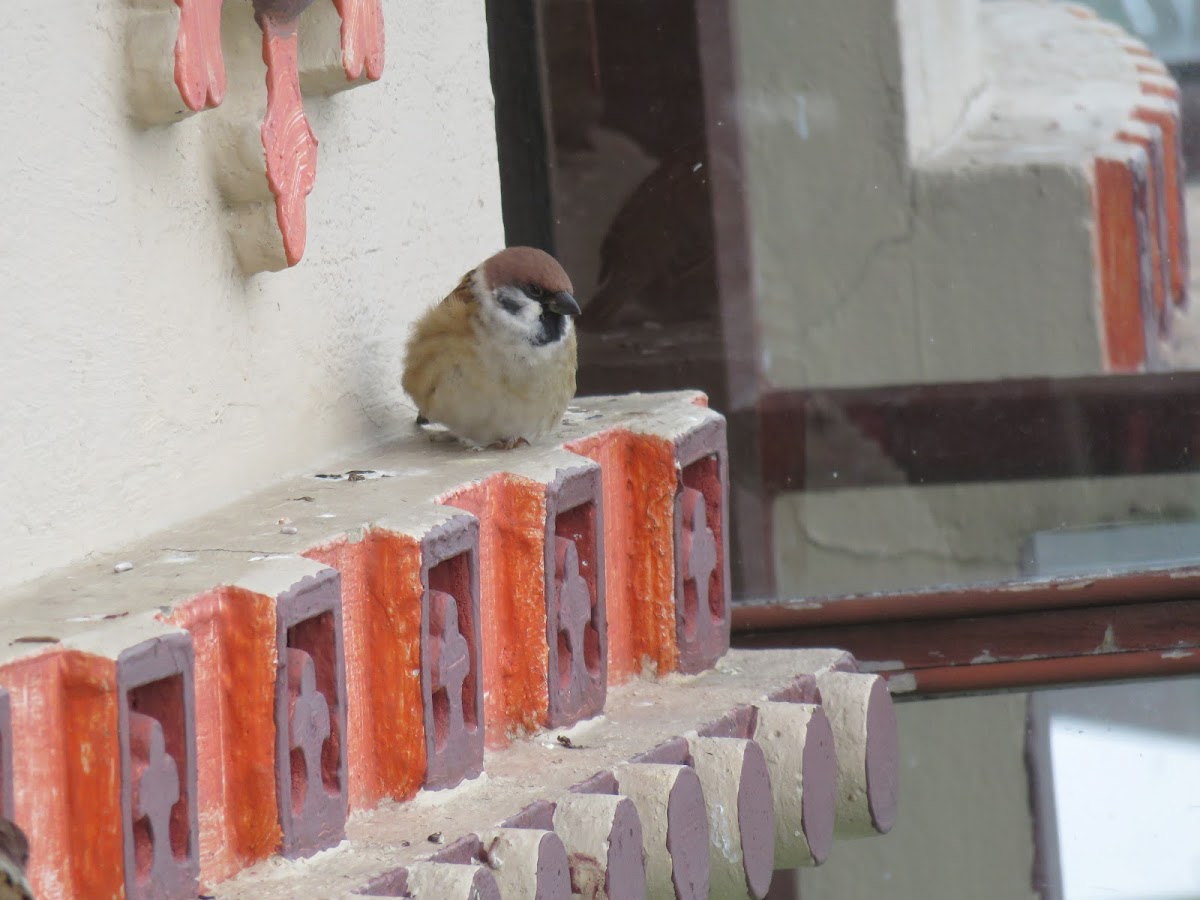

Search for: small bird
xmin=402 ymin=247 xmax=581 ymax=449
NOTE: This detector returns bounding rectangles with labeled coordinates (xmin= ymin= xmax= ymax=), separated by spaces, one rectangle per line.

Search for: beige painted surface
xmin=0 ymin=1 xmax=503 ymax=592
xmin=794 ymin=691 xmax=1037 ymax=900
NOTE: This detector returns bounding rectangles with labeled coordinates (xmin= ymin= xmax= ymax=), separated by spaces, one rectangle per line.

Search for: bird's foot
xmin=487 ymin=437 xmax=530 ymax=451
xmin=415 ymin=413 xmax=430 ymax=426
xmin=423 ymin=428 xmax=459 ymax=445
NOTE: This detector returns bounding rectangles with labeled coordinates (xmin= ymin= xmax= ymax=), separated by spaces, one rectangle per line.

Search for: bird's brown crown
xmin=480 ymin=247 xmax=574 ymax=295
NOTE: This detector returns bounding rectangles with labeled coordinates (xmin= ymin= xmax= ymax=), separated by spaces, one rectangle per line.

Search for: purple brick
xmin=275 ymin=568 xmax=348 ymax=857
xmin=0 ymin=689 xmax=13 ymax=821
xmin=545 ymin=465 xmax=606 ymax=728
xmin=672 ymin=416 xmax=731 ymax=674
xmin=117 ymin=632 xmax=200 ymax=900
xmin=421 ymin=518 xmax=483 ymax=789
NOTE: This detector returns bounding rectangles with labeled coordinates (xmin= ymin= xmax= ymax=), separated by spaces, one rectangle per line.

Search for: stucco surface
xmin=0 ymin=1 xmax=503 ymax=592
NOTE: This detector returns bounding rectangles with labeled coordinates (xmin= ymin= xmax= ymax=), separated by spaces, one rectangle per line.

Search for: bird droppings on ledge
xmin=65 ymin=613 xmax=128 ymax=624
xmin=310 ymin=469 xmax=394 ymax=482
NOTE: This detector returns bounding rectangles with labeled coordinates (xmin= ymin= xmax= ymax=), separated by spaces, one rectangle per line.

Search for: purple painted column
xmin=545 ymin=464 xmax=607 ymax=728
xmin=275 ymin=567 xmax=349 ymax=856
xmin=672 ymin=416 xmax=731 ymax=674
xmin=612 ymin=762 xmax=710 ymax=900
xmin=421 ymin=519 xmax=484 ymax=789
xmin=117 ymin=633 xmax=200 ymax=900
xmin=0 ymin=690 xmax=13 ymax=822
xmin=0 ymin=688 xmax=28 ymax=900
xmin=553 ymin=792 xmax=647 ymax=899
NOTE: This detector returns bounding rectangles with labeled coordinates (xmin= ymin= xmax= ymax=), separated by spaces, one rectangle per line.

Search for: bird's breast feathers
xmin=401 ymin=277 xmax=577 ymax=445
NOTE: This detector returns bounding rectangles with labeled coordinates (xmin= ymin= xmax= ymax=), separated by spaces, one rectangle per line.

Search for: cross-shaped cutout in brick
xmin=130 ymin=711 xmax=182 ymax=882
xmin=681 ymin=486 xmax=720 ymax=642
xmin=555 ymin=536 xmax=594 ymax=718
xmin=429 ymin=590 xmax=471 ymax=753
xmin=287 ymin=648 xmax=332 ymax=816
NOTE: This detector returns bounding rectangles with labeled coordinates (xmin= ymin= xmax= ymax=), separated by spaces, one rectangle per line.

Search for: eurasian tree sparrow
xmin=401 ymin=247 xmax=581 ymax=449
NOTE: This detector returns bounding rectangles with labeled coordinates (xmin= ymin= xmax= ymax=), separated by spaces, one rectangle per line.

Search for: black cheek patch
xmin=498 ymin=293 xmax=525 ymax=316
xmin=533 ymin=309 xmax=567 ymax=346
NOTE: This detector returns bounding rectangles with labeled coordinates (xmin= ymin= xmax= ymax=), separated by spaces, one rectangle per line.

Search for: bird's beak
xmin=547 ymin=291 xmax=581 ymax=317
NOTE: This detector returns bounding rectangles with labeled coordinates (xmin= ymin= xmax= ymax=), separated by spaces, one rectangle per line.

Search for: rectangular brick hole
xmin=128 ymin=675 xmax=190 ymax=880
xmin=287 ymin=612 xmax=342 ymax=799
xmin=428 ymin=552 xmax=478 ymax=743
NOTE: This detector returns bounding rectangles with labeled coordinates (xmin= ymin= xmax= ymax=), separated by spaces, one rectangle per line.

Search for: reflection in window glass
xmin=497 ymin=0 xmax=1200 ymax=602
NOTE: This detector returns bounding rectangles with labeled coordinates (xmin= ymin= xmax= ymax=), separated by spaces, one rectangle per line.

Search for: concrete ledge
xmin=211 ymin=648 xmax=892 ymax=899
xmin=0 ymin=392 xmax=743 ymax=895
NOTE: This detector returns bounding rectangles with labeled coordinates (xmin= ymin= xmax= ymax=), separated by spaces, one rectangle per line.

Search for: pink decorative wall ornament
xmin=126 ymin=0 xmax=385 ymax=271
xmin=256 ymin=2 xmax=320 ymax=268
xmin=175 ymin=0 xmax=226 ymax=112
xmin=334 ymin=0 xmax=385 ymax=82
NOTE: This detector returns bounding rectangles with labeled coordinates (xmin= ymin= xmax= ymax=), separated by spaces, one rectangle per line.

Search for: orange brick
xmin=168 ymin=588 xmax=279 ymax=883
xmin=306 ymin=531 xmax=426 ymax=808
xmin=0 ymin=650 xmax=122 ymax=899
xmin=1093 ymin=148 xmax=1150 ymax=371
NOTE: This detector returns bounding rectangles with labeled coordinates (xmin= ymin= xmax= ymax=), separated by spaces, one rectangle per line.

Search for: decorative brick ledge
xmin=0 ymin=392 xmax=897 ymax=896
xmin=217 ymin=648 xmax=893 ymax=899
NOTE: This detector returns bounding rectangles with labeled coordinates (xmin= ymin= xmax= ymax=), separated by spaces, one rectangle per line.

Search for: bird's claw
xmin=488 ymin=437 xmax=530 ymax=451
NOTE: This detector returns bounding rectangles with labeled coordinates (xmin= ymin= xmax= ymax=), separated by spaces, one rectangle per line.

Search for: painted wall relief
xmin=126 ymin=0 xmax=385 ymax=272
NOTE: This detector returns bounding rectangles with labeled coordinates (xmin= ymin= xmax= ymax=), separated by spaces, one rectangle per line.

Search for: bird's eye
xmin=526 ymin=283 xmax=544 ymax=299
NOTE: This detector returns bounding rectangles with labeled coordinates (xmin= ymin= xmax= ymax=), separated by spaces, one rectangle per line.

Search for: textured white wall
xmin=0 ymin=1 xmax=504 ymax=591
